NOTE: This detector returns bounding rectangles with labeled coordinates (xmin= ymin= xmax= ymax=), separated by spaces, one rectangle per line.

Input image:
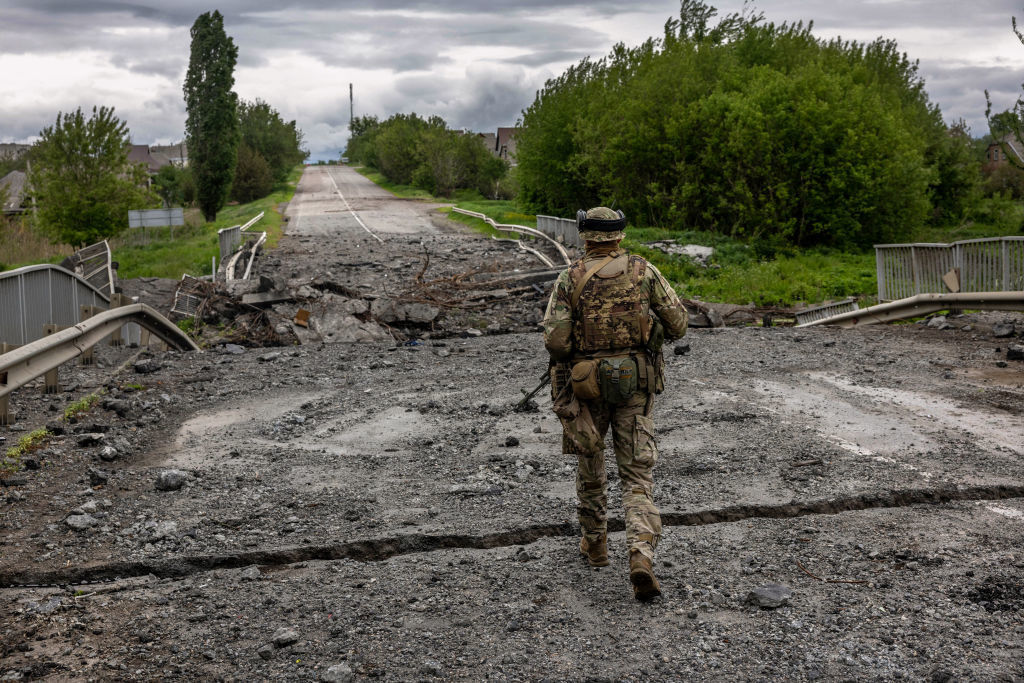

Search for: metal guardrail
xmin=794 ymin=298 xmax=859 ymax=326
xmin=795 ymin=291 xmax=1024 ymax=328
xmin=1 ymin=304 xmax=199 ymax=402
xmin=875 ymin=237 xmax=1024 ymax=301
xmin=451 ymin=208 xmax=570 ymax=266
xmin=217 ymin=211 xmax=265 ymax=265
xmin=0 ymin=265 xmax=111 ymax=346
xmin=59 ymin=241 xmax=117 ymax=297
xmin=536 ymin=215 xmax=583 ymax=249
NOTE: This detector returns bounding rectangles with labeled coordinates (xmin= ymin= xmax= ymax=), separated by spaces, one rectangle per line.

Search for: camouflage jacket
xmin=542 ymin=249 xmax=688 ymax=361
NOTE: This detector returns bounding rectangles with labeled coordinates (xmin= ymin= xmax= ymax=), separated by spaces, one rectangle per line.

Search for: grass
xmin=1 ymin=428 xmax=50 ymax=476
xmin=63 ymin=392 xmax=100 ymax=421
xmin=0 ymin=217 xmax=74 ymax=271
xmin=114 ymin=166 xmax=303 ymax=279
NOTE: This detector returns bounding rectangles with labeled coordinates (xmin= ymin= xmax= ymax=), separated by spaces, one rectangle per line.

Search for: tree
xmin=231 ymin=142 xmax=273 ymax=203
xmin=516 ymin=0 xmax=964 ymax=247
xmin=184 ymin=10 xmax=239 ymax=221
xmin=29 ymin=106 xmax=154 ymax=247
xmin=237 ymin=98 xmax=307 ymax=185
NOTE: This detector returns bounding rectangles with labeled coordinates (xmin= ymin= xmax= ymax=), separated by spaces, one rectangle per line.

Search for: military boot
xmin=629 ymin=550 xmax=662 ymax=601
xmin=579 ymin=534 xmax=609 ymax=567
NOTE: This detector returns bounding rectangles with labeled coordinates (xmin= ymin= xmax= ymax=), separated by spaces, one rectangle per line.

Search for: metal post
xmin=0 ymin=342 xmax=15 ymax=426
xmin=42 ymin=324 xmax=60 ymax=394
xmin=109 ymin=293 xmax=131 ymax=347
xmin=1002 ymin=238 xmax=1010 ymax=291
xmin=140 ymin=328 xmax=151 ymax=349
xmin=79 ymin=305 xmax=99 ymax=365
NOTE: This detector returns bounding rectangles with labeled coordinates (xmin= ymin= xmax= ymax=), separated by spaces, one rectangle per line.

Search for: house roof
xmin=1 ymin=170 xmax=27 ymax=213
xmin=478 ymin=132 xmax=497 ymax=152
xmin=127 ymin=144 xmax=163 ymax=174
xmin=991 ymin=135 xmax=1024 ymax=164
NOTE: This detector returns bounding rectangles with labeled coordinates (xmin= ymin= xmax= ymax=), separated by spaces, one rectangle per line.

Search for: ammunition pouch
xmin=570 ymin=359 xmax=601 ymax=400
xmin=550 ymin=362 xmax=570 ymax=401
xmin=635 ymin=352 xmax=664 ymax=395
xmin=598 ymin=356 xmax=637 ymax=405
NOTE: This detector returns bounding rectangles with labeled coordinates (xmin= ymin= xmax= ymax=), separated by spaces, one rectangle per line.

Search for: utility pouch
xmin=570 ymin=360 xmax=601 ymax=400
xmin=598 ymin=356 xmax=637 ymax=405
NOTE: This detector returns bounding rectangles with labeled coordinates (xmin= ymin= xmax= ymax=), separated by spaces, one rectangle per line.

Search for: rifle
xmin=515 ymin=369 xmax=550 ymax=411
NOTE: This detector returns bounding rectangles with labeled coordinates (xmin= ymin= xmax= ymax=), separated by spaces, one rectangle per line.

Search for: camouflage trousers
xmin=560 ymin=390 xmax=662 ymax=561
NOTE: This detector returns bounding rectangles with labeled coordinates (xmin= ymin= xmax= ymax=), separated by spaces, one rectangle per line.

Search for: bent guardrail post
xmin=795 ymin=291 xmax=1024 ymax=328
xmin=0 ymin=305 xmax=200 ymax=425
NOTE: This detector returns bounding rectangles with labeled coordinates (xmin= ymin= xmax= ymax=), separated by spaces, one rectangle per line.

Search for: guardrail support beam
xmin=79 ymin=305 xmax=102 ymax=365
xmin=42 ymin=324 xmax=62 ymax=394
xmin=109 ymin=293 xmax=132 ymax=347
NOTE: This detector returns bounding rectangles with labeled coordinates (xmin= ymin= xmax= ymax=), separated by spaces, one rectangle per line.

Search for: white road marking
xmin=325 ymin=168 xmax=385 ymax=244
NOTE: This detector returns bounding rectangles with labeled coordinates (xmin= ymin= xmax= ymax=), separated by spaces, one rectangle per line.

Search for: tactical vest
xmin=569 ymin=252 xmax=650 ymax=355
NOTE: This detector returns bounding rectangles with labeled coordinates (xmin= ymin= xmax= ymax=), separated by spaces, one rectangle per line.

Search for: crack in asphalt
xmin=3 ymin=484 xmax=1021 ymax=589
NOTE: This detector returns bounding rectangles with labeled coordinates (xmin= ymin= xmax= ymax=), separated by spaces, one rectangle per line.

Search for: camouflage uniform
xmin=542 ymin=220 xmax=687 ymax=564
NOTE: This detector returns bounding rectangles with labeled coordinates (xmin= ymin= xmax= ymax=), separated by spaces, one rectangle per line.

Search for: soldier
xmin=542 ymin=206 xmax=688 ymax=601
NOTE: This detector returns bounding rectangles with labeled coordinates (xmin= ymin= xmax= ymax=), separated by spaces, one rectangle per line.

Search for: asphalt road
xmin=286 ymin=165 xmax=445 ymax=238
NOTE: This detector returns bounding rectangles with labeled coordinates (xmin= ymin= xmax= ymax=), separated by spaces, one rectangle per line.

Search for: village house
xmin=985 ymin=135 xmax=1024 ymax=166
xmin=477 ymin=128 xmax=520 ymax=166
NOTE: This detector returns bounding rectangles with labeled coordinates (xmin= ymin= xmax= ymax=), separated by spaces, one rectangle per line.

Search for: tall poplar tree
xmin=183 ymin=10 xmax=238 ymax=221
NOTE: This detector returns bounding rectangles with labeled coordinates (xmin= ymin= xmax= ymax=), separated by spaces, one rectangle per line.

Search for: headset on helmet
xmin=576 ymin=209 xmax=626 ymax=233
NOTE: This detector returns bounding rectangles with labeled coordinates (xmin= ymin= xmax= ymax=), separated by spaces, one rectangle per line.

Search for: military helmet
xmin=577 ymin=206 xmax=626 ymax=242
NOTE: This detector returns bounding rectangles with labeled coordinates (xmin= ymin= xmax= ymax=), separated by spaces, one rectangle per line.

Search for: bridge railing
xmin=536 ymin=215 xmax=583 ymax=249
xmin=875 ymin=236 xmax=1024 ymax=301
xmin=0 ymin=265 xmax=110 ymax=347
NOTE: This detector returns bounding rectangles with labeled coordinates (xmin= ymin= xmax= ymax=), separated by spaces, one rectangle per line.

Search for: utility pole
xmin=349 ymin=83 xmax=354 ymax=130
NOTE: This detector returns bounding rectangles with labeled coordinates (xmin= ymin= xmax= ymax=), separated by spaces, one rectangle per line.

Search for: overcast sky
xmin=1 ymin=1 xmax=1023 ymax=161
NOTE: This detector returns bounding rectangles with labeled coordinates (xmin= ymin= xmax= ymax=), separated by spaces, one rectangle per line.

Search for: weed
xmin=63 ymin=393 xmax=100 ymax=421
xmin=1 ymin=428 xmax=50 ymax=476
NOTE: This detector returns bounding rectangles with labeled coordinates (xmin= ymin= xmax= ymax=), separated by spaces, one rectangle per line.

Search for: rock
xmin=101 ymin=398 xmax=129 ymax=416
xmin=505 ymin=436 xmax=520 ymax=447
xmin=88 ymin=467 xmax=109 ymax=485
xmin=258 ymin=351 xmax=282 ymax=362
xmin=99 ymin=446 xmax=119 ymax=462
xmin=150 ymin=520 xmax=178 ymax=541
xmin=420 ymin=660 xmax=442 ymax=676
xmin=221 ymin=344 xmax=246 ymax=355
xmin=463 ymin=328 xmax=483 ymax=337
xmin=272 ymin=627 xmax=299 ymax=647
xmin=746 ymin=583 xmax=793 ymax=608
xmin=1007 ymin=344 xmax=1024 ymax=361
xmin=321 ymin=663 xmax=354 ymax=682
xmin=926 ymin=316 xmax=948 ymax=329
xmin=77 ymin=433 xmax=105 ymax=447
xmin=77 ymin=500 xmax=99 ymax=514
xmin=992 ymin=322 xmax=1016 ymax=338
xmin=674 ymin=342 xmax=691 ymax=356
xmin=65 ymin=514 xmax=99 ymax=531
xmin=371 ymin=298 xmax=440 ymax=324
xmin=21 ymin=458 xmax=39 ymax=471
xmin=154 ymin=470 xmax=187 ymax=491
xmin=257 ymin=645 xmax=274 ymax=661
xmin=240 ymin=565 xmax=261 ymax=580
xmin=133 ymin=359 xmax=161 ymax=374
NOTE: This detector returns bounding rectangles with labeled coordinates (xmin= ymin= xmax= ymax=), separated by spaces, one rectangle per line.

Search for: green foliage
xmin=232 ymin=142 xmax=273 ymax=203
xmin=184 ymin=10 xmax=239 ymax=222
xmin=346 ymin=113 xmax=509 ymax=198
xmin=517 ymin=1 xmax=971 ymax=248
xmin=29 ymin=106 xmax=155 ymax=247
xmin=152 ymin=164 xmax=191 ymax=207
xmin=236 ymin=98 xmax=308 ymax=189
xmin=114 ymin=165 xmax=301 ymax=278
xmin=2 ymin=428 xmax=50 ymax=476
xmin=64 ymin=392 xmax=100 ymax=421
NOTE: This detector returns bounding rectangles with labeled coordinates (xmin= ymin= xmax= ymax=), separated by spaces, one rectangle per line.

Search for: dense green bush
xmin=516 ymin=1 xmax=976 ymax=248
xmin=345 ymin=113 xmax=508 ymax=198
